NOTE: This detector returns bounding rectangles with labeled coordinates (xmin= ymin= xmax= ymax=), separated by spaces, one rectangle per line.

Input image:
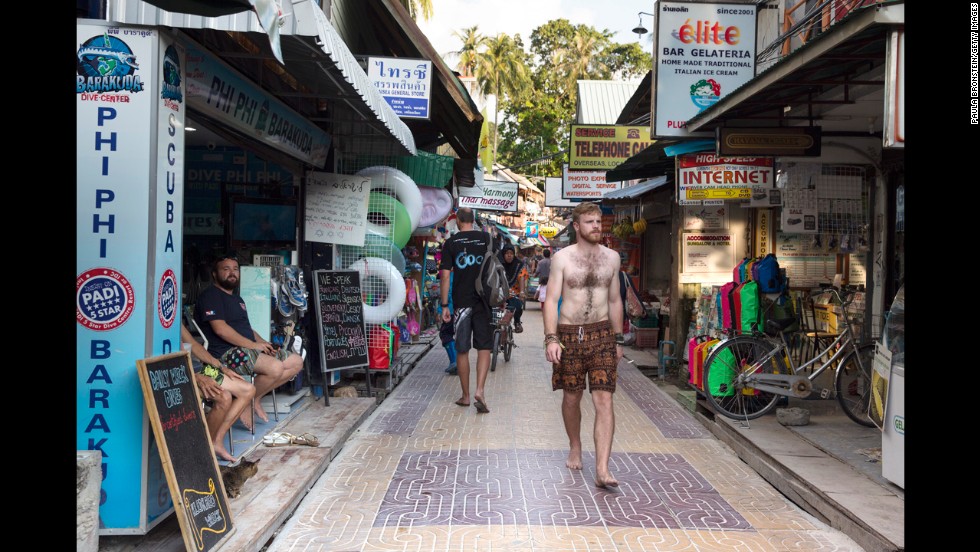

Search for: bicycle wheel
xmin=702 ymin=335 xmax=785 ymax=421
xmin=503 ymin=327 xmax=513 ymax=361
xmin=490 ymin=330 xmax=501 ymax=372
xmin=834 ymin=343 xmax=876 ymax=427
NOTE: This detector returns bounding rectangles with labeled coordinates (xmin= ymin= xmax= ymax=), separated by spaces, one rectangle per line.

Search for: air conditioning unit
xmin=253 ymin=255 xmax=284 ymax=267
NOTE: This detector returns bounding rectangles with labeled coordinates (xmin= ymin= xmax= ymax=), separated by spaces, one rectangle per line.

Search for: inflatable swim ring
xmin=337 ymin=232 xmax=406 ymax=274
xmin=417 ymin=186 xmax=454 ymax=228
xmin=367 ymin=192 xmax=412 ymax=248
xmin=350 ymin=257 xmax=407 ymax=325
xmin=357 ymin=166 xmax=424 ymax=232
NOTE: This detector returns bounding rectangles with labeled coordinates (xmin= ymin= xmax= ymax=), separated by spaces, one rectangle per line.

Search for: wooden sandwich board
xmin=136 ymin=352 xmax=235 ymax=552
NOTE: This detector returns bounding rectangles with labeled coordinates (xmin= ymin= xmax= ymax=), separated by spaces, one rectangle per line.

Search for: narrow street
xmin=264 ymin=302 xmax=864 ymax=551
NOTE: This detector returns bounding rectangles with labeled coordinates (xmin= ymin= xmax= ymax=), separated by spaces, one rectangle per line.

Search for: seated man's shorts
xmin=199 ymin=364 xmax=225 ymax=385
xmin=221 ymin=346 xmax=290 ymax=377
xmin=551 ymin=320 xmax=618 ymax=394
xmin=453 ymin=303 xmax=493 ymax=353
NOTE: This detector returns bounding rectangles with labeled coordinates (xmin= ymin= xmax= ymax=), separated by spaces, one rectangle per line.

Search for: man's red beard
xmin=579 ymin=229 xmax=602 ymax=245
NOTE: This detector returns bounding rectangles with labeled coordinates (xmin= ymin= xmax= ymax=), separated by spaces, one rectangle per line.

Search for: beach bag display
xmin=739 ymin=280 xmax=764 ymax=333
xmin=733 ymin=258 xmax=750 ymax=284
xmin=731 ymin=282 xmax=745 ymax=331
xmin=752 ymin=253 xmax=787 ymax=293
xmin=368 ymin=324 xmax=394 ymax=369
xmin=720 ymin=281 xmax=737 ymax=331
xmin=687 ymin=335 xmax=717 ymax=390
xmin=706 ymin=342 xmax=737 ymax=397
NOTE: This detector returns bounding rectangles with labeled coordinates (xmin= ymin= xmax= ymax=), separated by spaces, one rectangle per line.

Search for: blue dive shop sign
xmin=368 ymin=57 xmax=432 ymax=120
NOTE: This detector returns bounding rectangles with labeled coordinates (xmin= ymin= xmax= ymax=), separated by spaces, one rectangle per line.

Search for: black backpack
xmin=475 ymin=233 xmax=509 ymax=308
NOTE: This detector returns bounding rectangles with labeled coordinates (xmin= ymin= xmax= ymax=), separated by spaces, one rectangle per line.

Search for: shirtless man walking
xmin=542 ymin=202 xmax=624 ymax=488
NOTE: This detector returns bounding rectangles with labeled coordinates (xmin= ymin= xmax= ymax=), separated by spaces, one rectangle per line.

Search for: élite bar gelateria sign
xmin=717 ymin=127 xmax=821 ymax=156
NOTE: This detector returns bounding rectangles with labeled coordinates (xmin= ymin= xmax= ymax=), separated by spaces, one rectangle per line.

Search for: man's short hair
xmin=212 ymin=251 xmax=240 ymax=272
xmin=456 ymin=207 xmax=475 ymax=223
xmin=572 ymin=202 xmax=602 ymax=224
xmin=543 ymin=249 xmax=551 ymax=258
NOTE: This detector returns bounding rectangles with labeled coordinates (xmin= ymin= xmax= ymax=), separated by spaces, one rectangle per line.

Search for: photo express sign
xmin=458 ymin=180 xmax=519 ymax=212
xmin=568 ymin=125 xmax=654 ymax=170
xmin=562 ymin=164 xmax=620 ymax=200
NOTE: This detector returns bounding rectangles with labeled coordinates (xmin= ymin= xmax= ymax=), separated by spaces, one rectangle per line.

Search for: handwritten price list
xmin=305 ymin=172 xmax=371 ymax=246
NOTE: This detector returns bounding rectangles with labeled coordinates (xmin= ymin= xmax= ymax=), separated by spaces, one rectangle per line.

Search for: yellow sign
xmin=568 ymin=124 xmax=654 ymax=170
xmin=685 ymin=188 xmax=751 ymax=200
xmin=539 ymin=226 xmax=558 ymax=238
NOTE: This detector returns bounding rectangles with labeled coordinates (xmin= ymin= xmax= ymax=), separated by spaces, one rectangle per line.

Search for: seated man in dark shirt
xmin=194 ymin=253 xmax=303 ymax=428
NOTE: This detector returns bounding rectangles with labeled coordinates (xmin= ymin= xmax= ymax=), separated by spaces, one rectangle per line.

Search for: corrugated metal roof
xmin=575 ymin=80 xmax=645 ymax=125
xmin=602 ymin=176 xmax=669 ymax=201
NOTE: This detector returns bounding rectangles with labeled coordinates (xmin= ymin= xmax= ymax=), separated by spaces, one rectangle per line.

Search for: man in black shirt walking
xmin=439 ymin=208 xmax=493 ymax=413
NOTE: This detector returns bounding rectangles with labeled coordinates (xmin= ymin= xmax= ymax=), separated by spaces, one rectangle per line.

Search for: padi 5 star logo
xmin=76 ymin=32 xmax=145 ymax=94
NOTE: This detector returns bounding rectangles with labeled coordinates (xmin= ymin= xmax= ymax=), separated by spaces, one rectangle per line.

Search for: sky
xmin=416 ymin=0 xmax=657 ymax=64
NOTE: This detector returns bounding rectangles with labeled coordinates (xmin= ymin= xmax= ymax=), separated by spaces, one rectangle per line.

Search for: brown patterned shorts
xmin=551 ymin=320 xmax=617 ymax=394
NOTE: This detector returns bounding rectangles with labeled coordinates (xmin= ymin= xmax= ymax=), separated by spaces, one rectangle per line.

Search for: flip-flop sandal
xmin=263 ymin=432 xmax=293 ymax=447
xmin=291 ymin=433 xmax=319 ymax=447
xmin=454 ymin=399 xmax=469 ymax=407
xmin=473 ymin=398 xmax=489 ymax=414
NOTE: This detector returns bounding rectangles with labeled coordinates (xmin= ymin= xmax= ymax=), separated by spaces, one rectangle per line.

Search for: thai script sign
xmin=368 ymin=57 xmax=432 ymax=120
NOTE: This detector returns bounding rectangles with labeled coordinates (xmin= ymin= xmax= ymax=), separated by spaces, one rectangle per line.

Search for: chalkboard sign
xmin=137 ymin=352 xmax=235 ymax=552
xmin=314 ymin=270 xmax=369 ymax=372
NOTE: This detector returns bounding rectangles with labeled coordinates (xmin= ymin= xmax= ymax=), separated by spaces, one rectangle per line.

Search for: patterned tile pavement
xmin=266 ymin=307 xmax=864 ymax=551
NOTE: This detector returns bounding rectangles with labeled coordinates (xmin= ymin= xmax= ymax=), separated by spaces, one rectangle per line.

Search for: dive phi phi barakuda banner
xmin=77 ymin=21 xmax=184 ymax=532
xmin=368 ymin=57 xmax=432 ymax=120
xmin=653 ymin=1 xmax=757 ymax=138
xmin=458 ymin=180 xmax=519 ymax=212
xmin=184 ymin=45 xmax=331 ymax=167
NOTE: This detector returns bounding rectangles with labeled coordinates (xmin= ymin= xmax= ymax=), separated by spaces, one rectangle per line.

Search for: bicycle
xmin=490 ymin=304 xmax=516 ymax=372
xmin=700 ymin=284 xmax=875 ymax=427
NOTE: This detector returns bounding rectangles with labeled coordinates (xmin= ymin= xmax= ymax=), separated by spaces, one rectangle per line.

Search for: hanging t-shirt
xmin=439 ymin=230 xmax=491 ymax=308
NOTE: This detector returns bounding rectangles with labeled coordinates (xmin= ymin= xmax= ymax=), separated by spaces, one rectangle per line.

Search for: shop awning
xmin=605 ymin=141 xmax=678 ymax=183
xmin=107 ymin=0 xmax=417 ymax=157
xmin=684 ymin=2 xmax=904 ymax=135
xmin=601 ymin=176 xmax=669 ymax=203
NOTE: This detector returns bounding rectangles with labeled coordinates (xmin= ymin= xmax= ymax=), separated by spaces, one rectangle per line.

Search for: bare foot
xmin=238 ymin=412 xmax=253 ymax=431
xmin=566 ymin=450 xmax=583 ymax=470
xmin=595 ymin=473 xmax=619 ymax=488
xmin=214 ymin=446 xmax=237 ymax=463
xmin=254 ymin=404 xmax=270 ymax=423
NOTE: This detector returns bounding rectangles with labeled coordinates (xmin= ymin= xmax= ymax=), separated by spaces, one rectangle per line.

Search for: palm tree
xmin=555 ymin=28 xmax=612 ymax=90
xmin=398 ymin=0 xmax=433 ymax=21
xmin=450 ymin=26 xmax=485 ymax=78
xmin=473 ymin=34 xmax=530 ymax=170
